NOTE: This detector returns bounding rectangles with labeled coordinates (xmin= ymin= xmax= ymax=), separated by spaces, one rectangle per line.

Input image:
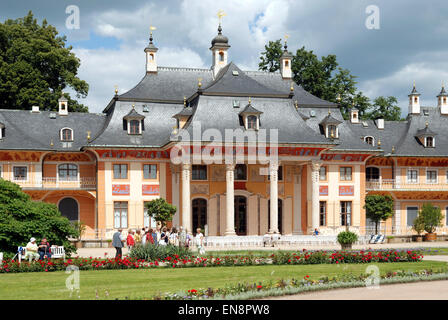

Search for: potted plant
xmin=419 ymin=203 xmax=444 ymax=242
xmin=337 ymin=231 xmax=358 ymax=250
xmin=412 ymin=214 xmax=424 ymax=242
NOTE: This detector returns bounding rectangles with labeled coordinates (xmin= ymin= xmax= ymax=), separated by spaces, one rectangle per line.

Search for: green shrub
xmin=0 ymin=179 xmax=78 ymax=255
xmin=129 ymin=244 xmax=191 ymax=261
xmin=337 ymin=231 xmax=358 ymax=245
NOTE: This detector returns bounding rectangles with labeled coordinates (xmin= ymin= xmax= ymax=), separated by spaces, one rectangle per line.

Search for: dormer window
xmin=320 ymin=111 xmax=342 ymax=139
xmin=425 ymin=136 xmax=435 ymax=147
xmin=0 ymin=123 xmax=4 ymax=139
xmin=364 ymin=136 xmax=374 ymax=146
xmin=61 ymin=128 xmax=73 ymax=141
xmin=327 ymin=125 xmax=338 ymax=138
xmin=239 ymin=99 xmax=263 ymax=131
xmin=123 ymin=106 xmax=145 ymax=135
xmin=416 ymin=122 xmax=437 ymax=148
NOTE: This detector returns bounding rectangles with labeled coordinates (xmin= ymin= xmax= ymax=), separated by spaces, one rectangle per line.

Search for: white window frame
xmin=326 ymin=125 xmax=339 ymax=138
xmin=425 ymin=136 xmax=435 ymax=148
xmin=364 ymin=136 xmax=375 ymax=146
xmin=13 ymin=165 xmax=29 ymax=182
xmin=426 ymin=168 xmax=438 ymax=184
xmin=406 ymin=206 xmax=419 ymax=227
xmin=0 ymin=123 xmax=4 ymax=139
xmin=244 ymin=115 xmax=259 ymax=131
xmin=128 ymin=119 xmax=142 ymax=135
xmin=60 ymin=127 xmax=74 ymax=142
xmin=407 ymin=168 xmax=419 ymax=184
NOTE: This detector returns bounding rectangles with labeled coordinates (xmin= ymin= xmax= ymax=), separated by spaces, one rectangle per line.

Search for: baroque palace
xmin=1 ymin=24 xmax=448 ymax=240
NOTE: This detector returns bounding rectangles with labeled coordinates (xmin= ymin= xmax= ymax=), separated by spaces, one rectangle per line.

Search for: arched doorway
xmin=268 ymin=199 xmax=283 ymax=234
xmin=234 ymin=196 xmax=247 ymax=235
xmin=58 ymin=197 xmax=79 ymax=222
xmin=192 ymin=198 xmax=207 ymax=233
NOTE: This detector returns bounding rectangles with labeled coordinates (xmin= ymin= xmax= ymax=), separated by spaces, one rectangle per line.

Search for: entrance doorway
xmin=58 ymin=197 xmax=79 ymax=222
xmin=234 ymin=196 xmax=247 ymax=235
xmin=192 ymin=198 xmax=207 ymax=234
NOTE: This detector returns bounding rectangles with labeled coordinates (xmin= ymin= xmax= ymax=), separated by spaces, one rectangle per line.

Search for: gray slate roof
xmin=0 ymin=109 xmax=106 ymax=151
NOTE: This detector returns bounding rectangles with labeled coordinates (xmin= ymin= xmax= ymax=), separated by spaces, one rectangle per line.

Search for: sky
xmin=1 ymin=0 xmax=448 ymax=114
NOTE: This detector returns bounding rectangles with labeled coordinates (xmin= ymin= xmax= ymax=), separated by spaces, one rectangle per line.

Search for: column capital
xmin=182 ymin=163 xmax=192 ymax=171
xmin=269 ymin=160 xmax=280 ymax=171
xmin=310 ymin=160 xmax=323 ymax=172
xmin=225 ymin=163 xmax=235 ymax=171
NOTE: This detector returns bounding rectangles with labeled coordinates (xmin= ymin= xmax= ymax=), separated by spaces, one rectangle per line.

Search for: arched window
xmin=58 ymin=164 xmax=78 ymax=181
xmin=219 ymin=51 xmax=224 ymax=62
xmin=149 ymin=53 xmax=154 ymax=61
xmin=61 ymin=128 xmax=73 ymax=141
xmin=366 ymin=167 xmax=380 ymax=181
xmin=365 ymin=136 xmax=374 ymax=146
xmin=59 ymin=198 xmax=79 ymax=221
xmin=129 ymin=120 xmax=141 ymax=135
xmin=247 ymin=115 xmax=258 ymax=130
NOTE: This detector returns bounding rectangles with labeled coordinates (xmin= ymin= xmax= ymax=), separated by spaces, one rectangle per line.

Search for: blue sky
xmin=1 ymin=0 xmax=448 ymax=114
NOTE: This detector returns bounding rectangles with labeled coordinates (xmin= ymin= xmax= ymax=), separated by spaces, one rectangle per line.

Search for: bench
xmin=16 ymin=246 xmax=66 ymax=262
xmin=369 ymin=234 xmax=385 ymax=244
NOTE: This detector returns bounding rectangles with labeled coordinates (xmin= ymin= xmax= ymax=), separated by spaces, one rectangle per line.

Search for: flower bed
xmin=0 ymin=249 xmax=423 ymax=274
xmin=149 ymin=268 xmax=448 ymax=300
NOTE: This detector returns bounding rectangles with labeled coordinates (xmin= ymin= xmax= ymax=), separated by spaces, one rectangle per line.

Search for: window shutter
xmin=141 ymin=120 xmax=145 ymax=131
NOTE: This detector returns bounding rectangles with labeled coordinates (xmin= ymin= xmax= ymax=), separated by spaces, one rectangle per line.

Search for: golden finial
xmin=294 ymin=100 xmax=298 ymax=110
xmin=248 ymin=97 xmax=252 ymax=104
xmin=425 ymin=121 xmax=429 ymax=127
xmin=149 ymin=26 xmax=156 ymax=37
xmin=290 ymin=82 xmax=294 ymax=92
xmin=391 ymin=146 xmax=395 ymax=154
xmin=183 ymin=96 xmax=187 ymax=107
xmin=284 ymin=33 xmax=289 ymax=45
xmin=132 ymin=104 xmax=135 ymax=109
xmin=114 ymin=85 xmax=118 ymax=95
xmin=87 ymin=131 xmax=91 ymax=141
xmin=377 ymin=139 xmax=382 ymax=149
xmin=337 ymin=93 xmax=341 ymax=102
xmin=328 ymin=108 xmax=331 ymax=115
xmin=198 ymin=77 xmax=202 ymax=88
xmin=217 ymin=10 xmax=226 ymax=24
xmin=413 ymin=80 xmax=416 ymax=89
xmin=50 ymin=139 xmax=54 ymax=147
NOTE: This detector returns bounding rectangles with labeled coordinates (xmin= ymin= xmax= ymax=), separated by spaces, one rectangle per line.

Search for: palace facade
xmin=1 ymin=25 xmax=448 ymax=239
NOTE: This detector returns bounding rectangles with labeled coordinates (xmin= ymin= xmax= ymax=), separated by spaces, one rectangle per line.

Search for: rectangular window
xmin=406 ymin=207 xmax=418 ymax=227
xmin=235 ymin=164 xmax=247 ymax=181
xmin=319 ymin=201 xmax=326 ymax=226
xmin=114 ymin=201 xmax=128 ymax=229
xmin=407 ymin=169 xmax=418 ymax=183
xmin=192 ymin=165 xmax=207 ymax=180
xmin=340 ymin=167 xmax=352 ymax=181
xmin=426 ymin=170 xmax=437 ymax=183
xmin=113 ymin=164 xmax=128 ymax=179
xmin=340 ymin=201 xmax=352 ymax=226
xmin=319 ymin=166 xmax=327 ymax=181
xmin=13 ymin=166 xmax=27 ymax=180
xmin=143 ymin=202 xmax=157 ymax=228
xmin=143 ymin=164 xmax=157 ymax=180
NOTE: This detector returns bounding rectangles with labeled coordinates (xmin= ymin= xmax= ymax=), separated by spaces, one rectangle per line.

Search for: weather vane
xmin=284 ymin=34 xmax=289 ymax=44
xmin=217 ymin=10 xmax=226 ymax=24
xmin=150 ymin=25 xmax=156 ymax=37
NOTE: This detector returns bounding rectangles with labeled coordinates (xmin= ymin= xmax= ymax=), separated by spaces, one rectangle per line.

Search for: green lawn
xmin=0 ymin=261 xmax=446 ymax=300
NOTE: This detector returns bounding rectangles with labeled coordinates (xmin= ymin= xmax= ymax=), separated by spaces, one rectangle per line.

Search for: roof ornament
xmin=132 ymin=104 xmax=135 ymax=110
xmin=336 ymin=93 xmax=341 ymax=103
xmin=294 ymin=100 xmax=298 ymax=110
xmin=425 ymin=121 xmax=429 ymax=128
xmin=149 ymin=26 xmax=156 ymax=43
xmin=290 ymin=82 xmax=294 ymax=92
xmin=284 ymin=34 xmax=289 ymax=51
xmin=114 ymin=85 xmax=118 ymax=96
xmin=217 ymin=9 xmax=226 ymax=27
xmin=248 ymin=97 xmax=252 ymax=105
xmin=198 ymin=77 xmax=202 ymax=89
xmin=391 ymin=146 xmax=395 ymax=154
xmin=328 ymin=108 xmax=331 ymax=115
xmin=50 ymin=139 xmax=54 ymax=147
xmin=183 ymin=96 xmax=187 ymax=107
xmin=377 ymin=138 xmax=382 ymax=149
xmin=87 ymin=131 xmax=91 ymax=142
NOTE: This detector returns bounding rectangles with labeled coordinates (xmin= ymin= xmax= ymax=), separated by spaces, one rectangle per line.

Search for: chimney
xmin=145 ymin=28 xmax=158 ymax=73
xmin=408 ymin=83 xmax=421 ymax=115
xmin=350 ymin=109 xmax=359 ymax=123
xmin=31 ymin=106 xmax=40 ymax=113
xmin=58 ymin=95 xmax=68 ymax=116
xmin=438 ymin=84 xmax=448 ymax=115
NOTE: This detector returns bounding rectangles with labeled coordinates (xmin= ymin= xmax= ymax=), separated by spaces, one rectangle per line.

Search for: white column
xmin=394 ymin=200 xmax=401 ymax=235
xmin=171 ymin=164 xmax=180 ymax=227
xmin=225 ymin=164 xmax=236 ymax=236
xmin=181 ymin=163 xmax=192 ymax=234
xmin=269 ymin=161 xmax=279 ymax=234
xmin=310 ymin=160 xmax=321 ymax=233
xmin=293 ymin=166 xmax=303 ymax=235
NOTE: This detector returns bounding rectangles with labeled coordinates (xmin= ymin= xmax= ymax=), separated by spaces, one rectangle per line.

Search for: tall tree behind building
xmin=259 ymin=39 xmax=401 ymax=121
xmin=0 ymin=11 xmax=89 ymax=112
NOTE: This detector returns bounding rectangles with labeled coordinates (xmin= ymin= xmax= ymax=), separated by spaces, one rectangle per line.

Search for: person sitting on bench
xmin=25 ymin=238 xmax=40 ymax=262
xmin=38 ymin=237 xmax=52 ymax=260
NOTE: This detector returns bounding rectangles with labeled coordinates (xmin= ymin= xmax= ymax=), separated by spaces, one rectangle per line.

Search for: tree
xmin=0 ymin=11 xmax=89 ymax=112
xmin=145 ymin=198 xmax=177 ymax=227
xmin=367 ymin=96 xmax=402 ymax=121
xmin=0 ymin=179 xmax=78 ymax=255
xmin=258 ymin=40 xmax=399 ymax=121
xmin=258 ymin=39 xmax=283 ymax=72
xmin=364 ymin=194 xmax=394 ymax=234
xmin=419 ymin=203 xmax=444 ymax=234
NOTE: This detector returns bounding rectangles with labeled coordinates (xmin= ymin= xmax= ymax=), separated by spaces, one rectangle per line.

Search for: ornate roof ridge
xmin=157 ymin=66 xmax=212 ymax=73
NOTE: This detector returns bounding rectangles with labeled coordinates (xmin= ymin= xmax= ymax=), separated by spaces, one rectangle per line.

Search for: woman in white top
xmin=194 ymin=228 xmax=205 ymax=255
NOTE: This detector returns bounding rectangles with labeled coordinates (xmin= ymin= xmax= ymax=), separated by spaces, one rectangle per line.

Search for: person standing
xmin=141 ymin=228 xmax=147 ymax=245
xmin=38 ymin=237 xmax=52 ymax=260
xmin=195 ymin=228 xmax=205 ymax=255
xmin=169 ymin=227 xmax=178 ymax=246
xmin=126 ymin=229 xmax=135 ymax=252
xmin=24 ymin=237 xmax=40 ymax=262
xmin=178 ymin=226 xmax=186 ymax=247
xmin=134 ymin=229 xmax=142 ymax=245
xmin=112 ymin=229 xmax=124 ymax=258
xmin=151 ymin=228 xmax=158 ymax=246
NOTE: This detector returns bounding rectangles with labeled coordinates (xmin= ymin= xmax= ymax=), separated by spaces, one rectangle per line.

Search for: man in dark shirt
xmin=38 ymin=237 xmax=52 ymax=260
